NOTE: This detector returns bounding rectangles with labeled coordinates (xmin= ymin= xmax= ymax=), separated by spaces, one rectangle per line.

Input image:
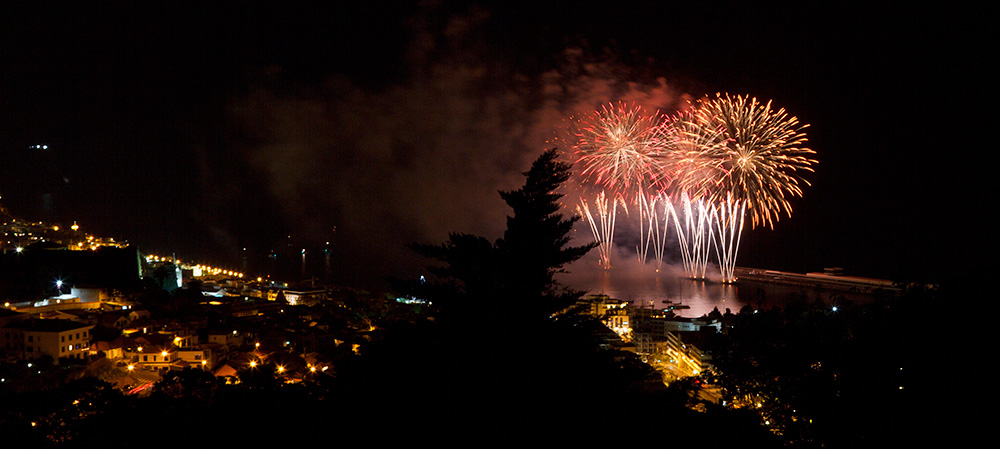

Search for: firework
xmin=650 ymin=110 xmax=728 ymax=278
xmin=572 ymin=102 xmax=668 ymax=268
xmin=567 ymin=95 xmax=815 ymax=281
xmin=686 ymin=94 xmax=816 ymax=281
xmin=657 ymin=109 xmax=729 ymax=198
xmin=573 ymin=102 xmax=669 ymax=200
xmin=691 ymin=93 xmax=816 ymax=229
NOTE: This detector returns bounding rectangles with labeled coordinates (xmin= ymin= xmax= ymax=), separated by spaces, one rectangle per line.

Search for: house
xmin=2 ymin=318 xmax=94 ymax=364
xmin=129 ymin=346 xmax=183 ymax=372
xmin=281 ymin=288 xmax=327 ymax=306
xmin=176 ymin=346 xmax=216 ymax=370
xmin=90 ymin=340 xmax=124 ymax=360
xmin=37 ymin=310 xmax=81 ymax=321
xmin=96 ymin=312 xmax=131 ymax=330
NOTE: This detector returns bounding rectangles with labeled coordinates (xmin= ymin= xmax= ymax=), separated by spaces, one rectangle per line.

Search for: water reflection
xmin=581 ymin=270 xmax=744 ymax=318
xmin=563 ymin=268 xmax=890 ymax=319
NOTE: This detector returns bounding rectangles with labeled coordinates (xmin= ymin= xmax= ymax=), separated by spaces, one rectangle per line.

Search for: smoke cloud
xmin=235 ymin=6 xmax=686 ymax=286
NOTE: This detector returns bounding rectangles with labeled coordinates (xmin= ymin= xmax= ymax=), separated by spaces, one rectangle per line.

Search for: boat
xmin=660 ymin=300 xmax=690 ymax=310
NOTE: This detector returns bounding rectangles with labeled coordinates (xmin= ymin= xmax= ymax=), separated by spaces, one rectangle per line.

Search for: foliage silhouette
xmin=409 ymin=148 xmax=595 ymax=322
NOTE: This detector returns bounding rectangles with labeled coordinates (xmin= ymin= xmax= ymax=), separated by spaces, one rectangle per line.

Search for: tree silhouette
xmin=410 ymin=148 xmax=594 ymax=319
xmin=496 ymin=148 xmax=596 ymax=315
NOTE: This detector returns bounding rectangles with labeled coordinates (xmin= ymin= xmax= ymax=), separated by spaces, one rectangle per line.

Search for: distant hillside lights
xmin=2 ymin=217 xmax=127 ymax=252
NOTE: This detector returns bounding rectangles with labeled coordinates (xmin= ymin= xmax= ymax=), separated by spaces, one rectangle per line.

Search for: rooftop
xmin=8 ymin=318 xmax=93 ymax=333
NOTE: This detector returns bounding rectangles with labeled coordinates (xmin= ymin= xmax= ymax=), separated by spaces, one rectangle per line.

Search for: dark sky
xmin=1 ymin=1 xmax=986 ymax=287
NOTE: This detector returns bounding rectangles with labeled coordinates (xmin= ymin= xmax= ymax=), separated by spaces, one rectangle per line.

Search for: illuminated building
xmin=1 ymin=318 xmax=94 ymax=365
xmin=630 ymin=307 xmax=717 ymax=380
xmin=128 ymin=346 xmax=178 ymax=372
xmin=574 ymin=294 xmax=632 ymax=341
xmin=280 ymin=288 xmax=327 ymax=306
xmin=176 ymin=346 xmax=216 ymax=370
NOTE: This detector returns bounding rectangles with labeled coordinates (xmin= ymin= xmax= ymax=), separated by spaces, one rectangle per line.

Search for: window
xmin=62 ymin=336 xmax=65 ymax=342
xmin=143 ymin=355 xmax=148 ymax=362
xmin=27 ymin=336 xmax=33 ymax=342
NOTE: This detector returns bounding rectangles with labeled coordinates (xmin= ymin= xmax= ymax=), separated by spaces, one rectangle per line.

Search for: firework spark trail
xmin=635 ymin=192 xmax=659 ymax=265
xmin=655 ymin=109 xmax=728 ymax=277
xmin=577 ymin=190 xmax=624 ymax=269
xmin=669 ymin=193 xmax=714 ymax=279
xmin=666 ymin=196 xmax=694 ymax=275
xmin=635 ymin=192 xmax=678 ymax=272
xmin=649 ymin=195 xmax=672 ymax=272
xmin=576 ymin=200 xmax=606 ymax=267
xmin=710 ymin=194 xmax=746 ymax=283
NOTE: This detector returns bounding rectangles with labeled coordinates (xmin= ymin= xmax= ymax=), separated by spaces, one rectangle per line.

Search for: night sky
xmin=1 ymin=1 xmax=985 ymax=288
